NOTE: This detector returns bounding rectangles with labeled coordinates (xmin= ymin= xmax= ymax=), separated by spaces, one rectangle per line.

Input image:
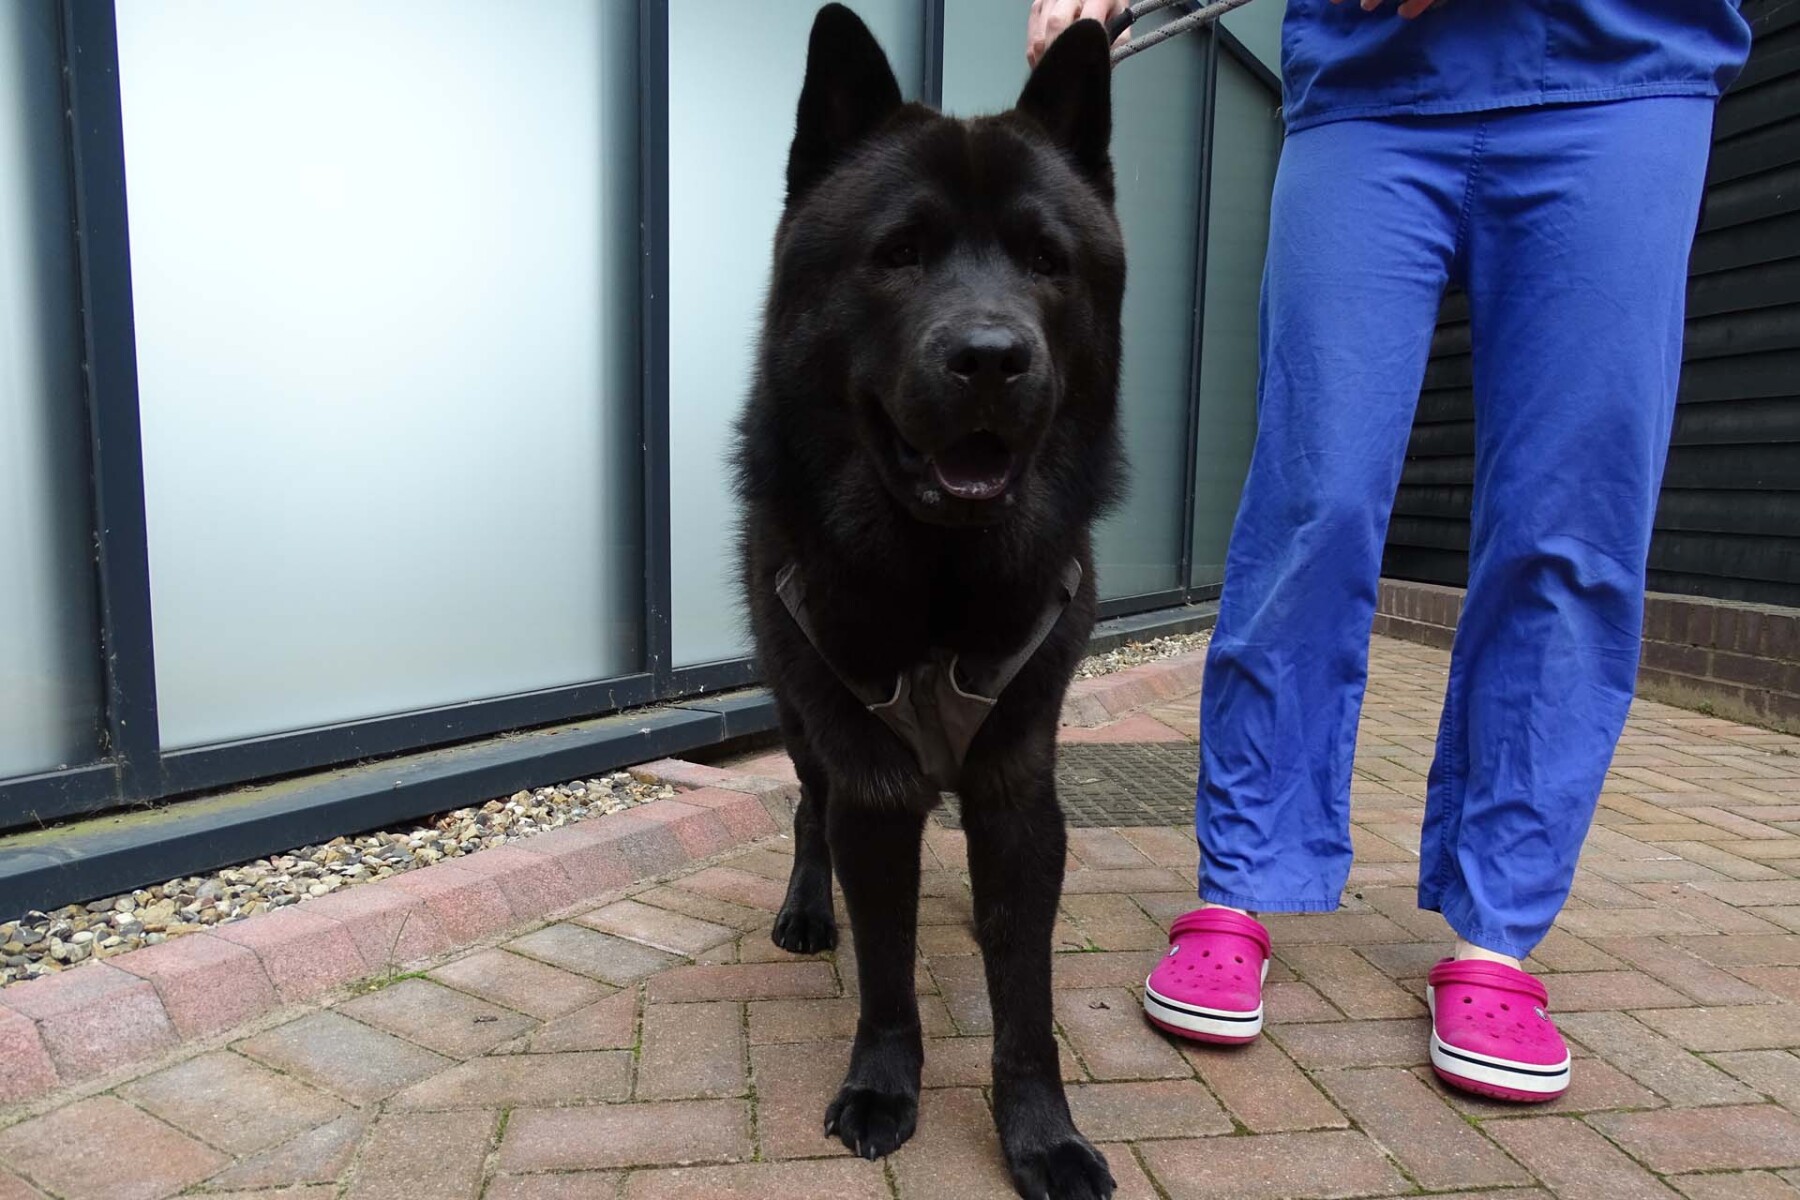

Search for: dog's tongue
xmin=930 ymin=431 xmax=1014 ymax=501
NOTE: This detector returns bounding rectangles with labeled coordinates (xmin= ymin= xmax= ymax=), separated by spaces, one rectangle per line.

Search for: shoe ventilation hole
xmin=1501 ymin=1003 xmax=1510 ymax=1011
xmin=1202 ymin=950 xmax=1210 ymax=957
xmin=1234 ymin=956 xmax=1243 ymax=963
xmin=1462 ymin=997 xmax=1472 ymax=1004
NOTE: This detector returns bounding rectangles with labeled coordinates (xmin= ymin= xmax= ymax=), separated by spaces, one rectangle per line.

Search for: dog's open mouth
xmin=929 ymin=431 xmax=1015 ymax=501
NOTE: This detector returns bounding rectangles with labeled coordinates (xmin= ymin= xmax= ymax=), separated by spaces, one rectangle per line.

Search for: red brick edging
xmin=1061 ymin=648 xmax=1210 ymax=728
xmin=0 ymin=645 xmax=1213 ymax=1112
xmin=0 ymin=770 xmax=796 ymax=1110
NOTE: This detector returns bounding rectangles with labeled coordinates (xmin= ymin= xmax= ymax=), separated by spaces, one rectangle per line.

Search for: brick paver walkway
xmin=3 ymin=636 xmax=1798 ymax=1200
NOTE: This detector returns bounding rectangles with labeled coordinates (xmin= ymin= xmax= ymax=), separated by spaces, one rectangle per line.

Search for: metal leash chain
xmin=1105 ymin=0 xmax=1260 ymax=63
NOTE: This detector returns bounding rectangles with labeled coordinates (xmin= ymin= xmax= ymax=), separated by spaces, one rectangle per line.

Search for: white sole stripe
xmin=1142 ymin=985 xmax=1261 ymax=1023
xmin=1430 ymin=1034 xmax=1570 ymax=1094
xmin=1144 ymin=988 xmax=1264 ymax=1040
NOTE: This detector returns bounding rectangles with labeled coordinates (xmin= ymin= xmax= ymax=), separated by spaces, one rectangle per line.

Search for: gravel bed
xmin=1074 ymin=629 xmax=1212 ymax=679
xmin=0 ymin=773 xmax=670 ymax=987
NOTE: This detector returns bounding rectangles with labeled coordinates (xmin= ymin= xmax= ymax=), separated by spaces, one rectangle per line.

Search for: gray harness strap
xmin=775 ymin=559 xmax=1083 ymax=791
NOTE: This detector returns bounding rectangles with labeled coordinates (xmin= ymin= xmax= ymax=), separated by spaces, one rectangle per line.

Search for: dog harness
xmin=776 ymin=559 xmax=1082 ymax=791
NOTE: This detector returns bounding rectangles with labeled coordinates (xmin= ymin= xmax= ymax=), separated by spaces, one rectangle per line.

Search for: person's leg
xmin=1418 ymin=97 xmax=1716 ymax=961
xmin=1197 ymin=115 xmax=1469 ymax=913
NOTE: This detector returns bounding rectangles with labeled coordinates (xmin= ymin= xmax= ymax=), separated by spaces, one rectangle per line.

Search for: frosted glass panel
xmin=668 ymin=1 xmax=922 ymax=667
xmin=941 ymin=0 xmax=1029 ymax=115
xmin=117 ymin=0 xmax=641 ymax=750
xmin=1220 ymin=0 xmax=1284 ymax=73
xmin=1191 ymin=55 xmax=1281 ymax=588
xmin=945 ymin=3 xmax=1206 ymax=601
xmin=1097 ymin=13 xmax=1208 ymax=599
xmin=0 ymin=2 xmax=103 ymax=779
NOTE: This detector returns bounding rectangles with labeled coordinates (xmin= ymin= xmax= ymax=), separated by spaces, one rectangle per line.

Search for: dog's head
xmin=761 ymin=4 xmax=1124 ymax=530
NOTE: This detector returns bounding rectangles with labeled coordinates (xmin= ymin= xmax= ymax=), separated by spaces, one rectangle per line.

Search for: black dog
xmin=734 ymin=8 xmax=1125 ymax=1197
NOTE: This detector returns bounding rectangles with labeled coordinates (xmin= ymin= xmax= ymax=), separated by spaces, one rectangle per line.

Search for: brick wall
xmin=1371 ymin=580 xmax=1464 ymax=653
xmin=1374 ymin=579 xmax=1799 ymax=734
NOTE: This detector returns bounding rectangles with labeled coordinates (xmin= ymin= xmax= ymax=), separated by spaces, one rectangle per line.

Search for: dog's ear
xmin=787 ymin=4 xmax=903 ymax=206
xmin=1015 ymin=19 xmax=1114 ymax=201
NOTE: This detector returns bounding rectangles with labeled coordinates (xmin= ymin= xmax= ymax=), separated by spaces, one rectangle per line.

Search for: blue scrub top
xmin=1281 ymin=0 xmax=1753 ymax=132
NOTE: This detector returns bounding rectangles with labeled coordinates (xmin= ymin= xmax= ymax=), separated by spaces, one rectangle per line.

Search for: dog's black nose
xmin=946 ymin=326 xmax=1031 ymax=385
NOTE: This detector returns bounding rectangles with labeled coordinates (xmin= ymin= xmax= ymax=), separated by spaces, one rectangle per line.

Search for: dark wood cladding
xmin=1384 ymin=0 xmax=1800 ymax=607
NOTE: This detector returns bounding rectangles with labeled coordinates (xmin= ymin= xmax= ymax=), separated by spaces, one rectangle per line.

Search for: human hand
xmin=1331 ymin=0 xmax=1449 ymax=18
xmin=1026 ymin=0 xmax=1129 ymax=67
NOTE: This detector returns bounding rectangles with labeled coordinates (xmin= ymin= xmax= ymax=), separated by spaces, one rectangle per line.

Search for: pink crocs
xmin=1143 ymin=908 xmax=1271 ymax=1044
xmin=1426 ymin=958 xmax=1571 ymax=1102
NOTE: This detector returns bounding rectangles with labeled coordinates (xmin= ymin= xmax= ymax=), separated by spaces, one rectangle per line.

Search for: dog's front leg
xmin=773 ymin=735 xmax=838 ymax=954
xmin=962 ymin=763 xmax=1115 ymax=1200
xmin=823 ymin=797 xmax=928 ymax=1159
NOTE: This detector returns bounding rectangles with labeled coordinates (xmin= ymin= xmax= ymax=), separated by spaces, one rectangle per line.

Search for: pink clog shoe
xmin=1426 ymin=958 xmax=1571 ymax=1102
xmin=1143 ymin=908 xmax=1271 ymax=1045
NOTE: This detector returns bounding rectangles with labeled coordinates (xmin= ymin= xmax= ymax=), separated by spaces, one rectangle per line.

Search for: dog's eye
xmin=1029 ymin=243 xmax=1066 ymax=277
xmin=879 ymin=240 xmax=921 ymax=269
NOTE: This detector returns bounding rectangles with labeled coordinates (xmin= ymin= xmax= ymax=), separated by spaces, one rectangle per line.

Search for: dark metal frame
xmin=1174 ymin=28 xmax=1223 ymax=603
xmin=922 ymin=0 xmax=945 ymax=107
xmin=3 ymin=0 xmax=1274 ymax=842
xmin=155 ymin=674 xmax=661 ymax=797
xmin=1217 ymin=22 xmax=1281 ymax=95
xmin=1102 ymin=20 xmax=1281 ymax=621
xmin=64 ymin=1 xmax=160 ymax=809
xmin=641 ymin=0 xmax=674 ymax=696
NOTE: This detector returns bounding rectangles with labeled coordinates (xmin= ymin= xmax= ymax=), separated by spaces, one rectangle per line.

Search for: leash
xmin=1105 ymin=0 xmax=1260 ymax=63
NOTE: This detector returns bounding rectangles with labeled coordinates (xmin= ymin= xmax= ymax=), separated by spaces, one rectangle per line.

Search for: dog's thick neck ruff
xmin=775 ymin=557 xmax=1082 ymax=791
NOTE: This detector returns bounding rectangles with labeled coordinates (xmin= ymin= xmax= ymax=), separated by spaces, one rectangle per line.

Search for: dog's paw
xmin=824 ymin=1084 xmax=917 ymax=1159
xmin=1006 ymin=1136 xmax=1115 ymax=1200
xmin=771 ymin=904 xmax=837 ymax=955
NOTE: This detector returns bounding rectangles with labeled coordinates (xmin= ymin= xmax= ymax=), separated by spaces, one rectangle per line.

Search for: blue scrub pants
xmin=1196 ymin=97 xmax=1716 ymax=958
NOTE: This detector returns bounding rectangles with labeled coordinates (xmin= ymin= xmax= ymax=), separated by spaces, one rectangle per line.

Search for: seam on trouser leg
xmin=1449 ymin=118 xmax=1490 ymax=274
xmin=1429 ymin=118 xmax=1487 ymax=897
xmin=1422 ymin=645 xmax=1467 ymax=903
